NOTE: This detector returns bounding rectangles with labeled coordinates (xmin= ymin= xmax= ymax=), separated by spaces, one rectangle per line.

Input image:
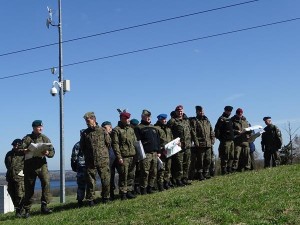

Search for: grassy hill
xmin=1 ymin=164 xmax=300 ymax=225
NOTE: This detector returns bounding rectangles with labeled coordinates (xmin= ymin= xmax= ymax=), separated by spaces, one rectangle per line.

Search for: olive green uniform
xmin=167 ymin=115 xmax=192 ymax=183
xmin=261 ymin=124 xmax=282 ymax=167
xmin=21 ymin=133 xmax=55 ymax=211
xmin=111 ymin=121 xmax=137 ymax=194
xmin=5 ymin=149 xmax=25 ymax=210
xmin=231 ymin=115 xmax=251 ymax=171
xmin=80 ymin=125 xmax=111 ymax=201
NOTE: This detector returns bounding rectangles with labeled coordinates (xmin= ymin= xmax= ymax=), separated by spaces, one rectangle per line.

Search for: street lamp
xmin=47 ymin=0 xmax=69 ymax=203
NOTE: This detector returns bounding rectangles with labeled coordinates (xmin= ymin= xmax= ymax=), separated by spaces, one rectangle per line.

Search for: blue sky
xmin=1 ymin=0 xmax=299 ymax=172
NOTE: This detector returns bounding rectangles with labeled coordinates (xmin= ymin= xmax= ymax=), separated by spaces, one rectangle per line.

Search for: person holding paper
xmin=135 ymin=109 xmax=160 ymax=194
xmin=111 ymin=112 xmax=137 ymax=200
xmin=5 ymin=139 xmax=25 ymax=218
xmin=21 ymin=120 xmax=55 ymax=218
xmin=154 ymin=113 xmax=174 ymax=191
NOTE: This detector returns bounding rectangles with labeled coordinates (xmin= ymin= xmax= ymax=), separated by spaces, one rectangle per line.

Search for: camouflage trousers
xmin=218 ymin=140 xmax=234 ymax=171
xmin=7 ymin=177 xmax=24 ymax=209
xmin=264 ymin=149 xmax=280 ymax=168
xmin=233 ymin=142 xmax=250 ymax=170
xmin=193 ymin=147 xmax=212 ymax=173
xmin=23 ymin=164 xmax=51 ymax=210
xmin=86 ymin=160 xmax=110 ymax=201
xmin=172 ymin=148 xmax=191 ymax=180
xmin=76 ymin=166 xmax=87 ymax=201
xmin=157 ymin=155 xmax=172 ymax=184
xmin=116 ymin=156 xmax=136 ymax=194
xmin=139 ymin=152 xmax=157 ymax=188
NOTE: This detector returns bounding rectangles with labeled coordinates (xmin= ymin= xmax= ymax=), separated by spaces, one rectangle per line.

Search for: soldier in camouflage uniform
xmin=190 ymin=106 xmax=215 ymax=180
xmin=167 ymin=105 xmax=192 ymax=186
xmin=214 ymin=106 xmax=235 ymax=175
xmin=261 ymin=116 xmax=282 ymax=168
xmin=231 ymin=108 xmax=251 ymax=172
xmin=21 ymin=120 xmax=55 ymax=218
xmin=80 ymin=112 xmax=111 ymax=205
xmin=5 ymin=139 xmax=25 ymax=217
xmin=112 ymin=112 xmax=137 ymax=200
xmin=154 ymin=114 xmax=173 ymax=191
xmin=71 ymin=129 xmax=86 ymax=207
xmin=135 ymin=109 xmax=160 ymax=194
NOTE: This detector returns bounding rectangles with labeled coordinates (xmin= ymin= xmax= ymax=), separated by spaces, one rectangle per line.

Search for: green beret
xmin=101 ymin=121 xmax=111 ymax=127
xmin=142 ymin=109 xmax=151 ymax=116
xmin=83 ymin=112 xmax=95 ymax=119
xmin=130 ymin=119 xmax=139 ymax=126
xmin=32 ymin=120 xmax=43 ymax=127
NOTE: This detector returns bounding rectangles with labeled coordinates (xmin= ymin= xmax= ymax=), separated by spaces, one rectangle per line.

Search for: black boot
xmin=176 ymin=179 xmax=185 ymax=187
xmin=163 ymin=181 xmax=170 ymax=190
xmin=126 ymin=191 xmax=136 ymax=199
xmin=147 ymin=186 xmax=154 ymax=194
xmin=157 ymin=183 xmax=165 ymax=192
xmin=199 ymin=173 xmax=206 ymax=181
xmin=140 ymin=187 xmax=147 ymax=195
xmin=203 ymin=171 xmax=211 ymax=179
xmin=78 ymin=200 xmax=84 ymax=208
xmin=15 ymin=208 xmax=22 ymax=218
xmin=182 ymin=178 xmax=192 ymax=185
xmin=41 ymin=203 xmax=52 ymax=214
xmin=24 ymin=209 xmax=30 ymax=219
xmin=134 ymin=184 xmax=141 ymax=195
xmin=121 ymin=193 xmax=127 ymax=200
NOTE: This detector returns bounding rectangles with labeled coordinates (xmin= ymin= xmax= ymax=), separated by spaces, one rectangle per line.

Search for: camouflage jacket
xmin=111 ymin=121 xmax=137 ymax=160
xmin=190 ymin=116 xmax=215 ymax=148
xmin=135 ymin=120 xmax=160 ymax=153
xmin=5 ymin=149 xmax=25 ymax=181
xmin=154 ymin=121 xmax=173 ymax=151
xmin=214 ymin=112 xmax=234 ymax=142
xmin=22 ymin=132 xmax=55 ymax=170
xmin=80 ymin=124 xmax=111 ymax=167
xmin=167 ymin=115 xmax=192 ymax=149
xmin=261 ymin=124 xmax=282 ymax=150
xmin=231 ymin=115 xmax=251 ymax=144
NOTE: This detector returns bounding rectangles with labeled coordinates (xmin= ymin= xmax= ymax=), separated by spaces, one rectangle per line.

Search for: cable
xmin=0 ymin=0 xmax=260 ymax=57
xmin=0 ymin=17 xmax=299 ymax=80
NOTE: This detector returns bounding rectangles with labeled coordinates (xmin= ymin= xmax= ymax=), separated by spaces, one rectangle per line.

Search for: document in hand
xmin=25 ymin=143 xmax=53 ymax=160
xmin=165 ymin=137 xmax=182 ymax=158
xmin=157 ymin=157 xmax=164 ymax=170
xmin=134 ymin=140 xmax=146 ymax=161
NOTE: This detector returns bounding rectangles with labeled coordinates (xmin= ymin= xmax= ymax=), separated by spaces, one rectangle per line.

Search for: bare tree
xmin=282 ymin=122 xmax=300 ymax=164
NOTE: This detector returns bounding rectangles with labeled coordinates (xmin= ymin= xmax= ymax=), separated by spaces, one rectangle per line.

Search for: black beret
xmin=224 ymin=106 xmax=233 ymax=112
xmin=11 ymin=139 xmax=22 ymax=146
xmin=263 ymin=116 xmax=271 ymax=121
xmin=195 ymin=106 xmax=203 ymax=111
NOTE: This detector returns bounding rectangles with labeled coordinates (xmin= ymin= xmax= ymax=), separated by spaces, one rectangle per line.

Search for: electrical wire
xmin=0 ymin=17 xmax=299 ymax=80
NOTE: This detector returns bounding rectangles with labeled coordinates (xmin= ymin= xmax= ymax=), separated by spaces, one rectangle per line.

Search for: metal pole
xmin=58 ymin=0 xmax=65 ymax=203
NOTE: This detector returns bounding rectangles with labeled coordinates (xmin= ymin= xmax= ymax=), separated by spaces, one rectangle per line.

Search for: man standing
xmin=71 ymin=129 xmax=86 ymax=207
xmin=190 ymin=106 xmax=215 ymax=180
xmin=261 ymin=116 xmax=282 ymax=168
xmin=214 ymin=106 xmax=235 ymax=175
xmin=80 ymin=112 xmax=111 ymax=205
xmin=111 ymin=112 xmax=137 ymax=200
xmin=135 ymin=109 xmax=160 ymax=194
xmin=154 ymin=113 xmax=173 ymax=191
xmin=21 ymin=120 xmax=55 ymax=218
xmin=168 ymin=105 xmax=192 ymax=186
xmin=5 ymin=139 xmax=25 ymax=217
xmin=231 ymin=108 xmax=251 ymax=172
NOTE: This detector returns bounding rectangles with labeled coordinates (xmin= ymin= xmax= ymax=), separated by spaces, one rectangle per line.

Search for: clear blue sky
xmin=1 ymin=0 xmax=299 ymax=172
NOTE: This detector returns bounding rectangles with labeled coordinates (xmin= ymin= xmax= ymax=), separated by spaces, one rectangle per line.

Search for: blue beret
xmin=130 ymin=119 xmax=139 ymax=126
xmin=101 ymin=121 xmax=112 ymax=127
xmin=157 ymin=114 xmax=168 ymax=120
xmin=32 ymin=120 xmax=43 ymax=127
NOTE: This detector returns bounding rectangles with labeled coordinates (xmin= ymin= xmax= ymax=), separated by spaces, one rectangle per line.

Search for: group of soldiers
xmin=70 ymin=104 xmax=283 ymax=208
xmin=4 ymin=104 xmax=282 ymax=218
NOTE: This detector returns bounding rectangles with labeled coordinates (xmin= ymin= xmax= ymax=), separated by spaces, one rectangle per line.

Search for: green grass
xmin=1 ymin=164 xmax=300 ymax=225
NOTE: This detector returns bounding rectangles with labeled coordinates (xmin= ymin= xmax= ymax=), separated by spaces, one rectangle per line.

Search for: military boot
xmin=199 ymin=173 xmax=206 ymax=181
xmin=24 ymin=209 xmax=30 ymax=219
xmin=15 ymin=208 xmax=22 ymax=218
xmin=203 ymin=171 xmax=211 ymax=179
xmin=134 ymin=184 xmax=141 ymax=195
xmin=41 ymin=203 xmax=53 ymax=214
xmin=182 ymin=178 xmax=192 ymax=185
xmin=126 ymin=191 xmax=136 ymax=199
xmin=147 ymin=186 xmax=155 ymax=194
xmin=176 ymin=179 xmax=185 ymax=187
xmin=163 ymin=181 xmax=170 ymax=190
xmin=157 ymin=182 xmax=165 ymax=192
xmin=140 ymin=187 xmax=147 ymax=195
xmin=121 ymin=193 xmax=127 ymax=200
xmin=78 ymin=200 xmax=84 ymax=208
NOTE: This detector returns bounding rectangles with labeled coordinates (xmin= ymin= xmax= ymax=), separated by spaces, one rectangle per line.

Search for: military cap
xmin=120 ymin=112 xmax=131 ymax=119
xmin=142 ymin=109 xmax=151 ymax=116
xmin=195 ymin=106 xmax=203 ymax=111
xmin=83 ymin=112 xmax=95 ymax=119
xmin=236 ymin=108 xmax=243 ymax=114
xmin=32 ymin=120 xmax=43 ymax=127
xmin=224 ymin=106 xmax=233 ymax=112
xmin=175 ymin=105 xmax=183 ymax=111
xmin=130 ymin=119 xmax=139 ymax=126
xmin=101 ymin=121 xmax=112 ymax=127
xmin=263 ymin=116 xmax=271 ymax=121
xmin=157 ymin=114 xmax=168 ymax=120
xmin=11 ymin=139 xmax=22 ymax=146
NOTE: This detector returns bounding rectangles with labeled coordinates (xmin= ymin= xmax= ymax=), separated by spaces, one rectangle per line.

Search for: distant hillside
xmin=1 ymin=164 xmax=299 ymax=224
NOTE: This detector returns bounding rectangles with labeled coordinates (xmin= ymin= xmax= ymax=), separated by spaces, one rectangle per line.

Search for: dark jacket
xmin=135 ymin=120 xmax=160 ymax=153
xmin=5 ymin=149 xmax=25 ymax=181
xmin=190 ymin=115 xmax=215 ymax=148
xmin=261 ymin=124 xmax=282 ymax=151
xmin=214 ymin=112 xmax=234 ymax=141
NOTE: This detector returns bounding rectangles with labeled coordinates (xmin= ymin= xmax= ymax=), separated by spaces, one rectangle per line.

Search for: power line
xmin=0 ymin=17 xmax=299 ymax=80
xmin=0 ymin=0 xmax=260 ymax=57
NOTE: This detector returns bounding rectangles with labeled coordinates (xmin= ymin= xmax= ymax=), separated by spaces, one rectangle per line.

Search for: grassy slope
xmin=1 ymin=164 xmax=299 ymax=225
